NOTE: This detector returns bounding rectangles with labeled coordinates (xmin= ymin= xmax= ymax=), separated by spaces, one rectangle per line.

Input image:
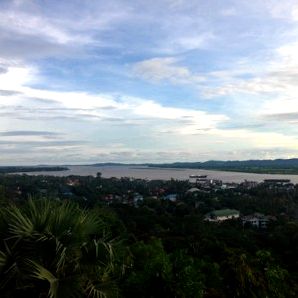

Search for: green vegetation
xmin=147 ymin=158 xmax=298 ymax=174
xmin=0 ymin=198 xmax=127 ymax=297
xmin=0 ymin=166 xmax=69 ymax=174
xmin=0 ymin=174 xmax=298 ymax=297
xmin=208 ymin=167 xmax=298 ymax=174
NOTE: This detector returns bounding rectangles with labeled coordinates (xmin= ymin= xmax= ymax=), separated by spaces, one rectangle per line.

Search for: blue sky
xmin=1 ymin=0 xmax=298 ymax=165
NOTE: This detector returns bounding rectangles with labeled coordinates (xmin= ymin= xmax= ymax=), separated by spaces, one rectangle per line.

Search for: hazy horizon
xmin=1 ymin=0 xmax=298 ymax=164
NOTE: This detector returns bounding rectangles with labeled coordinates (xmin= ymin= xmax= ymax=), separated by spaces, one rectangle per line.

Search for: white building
xmin=241 ymin=213 xmax=276 ymax=228
xmin=205 ymin=209 xmax=240 ymax=222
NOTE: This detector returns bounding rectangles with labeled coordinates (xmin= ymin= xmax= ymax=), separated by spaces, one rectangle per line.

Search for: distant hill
xmin=147 ymin=158 xmax=298 ymax=174
xmin=0 ymin=166 xmax=69 ymax=174
xmin=88 ymin=159 xmax=298 ymax=174
xmin=4 ymin=159 xmax=298 ymax=175
xmin=90 ymin=162 xmax=130 ymax=167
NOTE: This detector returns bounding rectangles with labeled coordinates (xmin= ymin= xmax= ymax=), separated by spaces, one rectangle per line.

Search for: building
xmin=240 ymin=180 xmax=258 ymax=189
xmin=263 ymin=179 xmax=291 ymax=185
xmin=221 ymin=183 xmax=238 ymax=190
xmin=163 ymin=194 xmax=177 ymax=202
xmin=186 ymin=187 xmax=200 ymax=194
xmin=189 ymin=175 xmax=207 ymax=184
xmin=241 ymin=213 xmax=276 ymax=229
xmin=133 ymin=193 xmax=144 ymax=206
xmin=205 ymin=209 xmax=240 ymax=222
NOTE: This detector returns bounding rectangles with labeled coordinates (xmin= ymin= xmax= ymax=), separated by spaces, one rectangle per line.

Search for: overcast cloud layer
xmin=1 ymin=0 xmax=298 ymax=165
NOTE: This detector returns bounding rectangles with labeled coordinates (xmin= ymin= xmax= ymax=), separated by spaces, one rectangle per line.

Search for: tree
xmin=170 ymin=250 xmax=204 ymax=298
xmin=122 ymin=238 xmax=172 ymax=297
xmin=0 ymin=198 xmax=128 ymax=297
xmin=256 ymin=250 xmax=291 ymax=298
xmin=222 ymin=250 xmax=261 ymax=298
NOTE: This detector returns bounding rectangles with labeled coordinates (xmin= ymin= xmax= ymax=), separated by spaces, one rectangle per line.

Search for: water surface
xmin=18 ymin=165 xmax=298 ymax=184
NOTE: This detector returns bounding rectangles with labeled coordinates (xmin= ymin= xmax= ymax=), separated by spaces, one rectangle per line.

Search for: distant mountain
xmin=147 ymin=158 xmax=298 ymax=174
xmin=148 ymin=158 xmax=298 ymax=168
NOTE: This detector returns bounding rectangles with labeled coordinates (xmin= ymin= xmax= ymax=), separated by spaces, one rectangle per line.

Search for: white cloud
xmin=292 ymin=6 xmax=298 ymax=21
xmin=220 ymin=8 xmax=237 ymax=16
xmin=0 ymin=64 xmax=35 ymax=90
xmin=159 ymin=32 xmax=215 ymax=54
xmin=265 ymin=0 xmax=298 ymax=22
xmin=202 ymin=38 xmax=298 ymax=123
xmin=1 ymin=0 xmax=298 ymax=163
xmin=211 ymin=128 xmax=298 ymax=149
xmin=2 ymin=57 xmax=297 ymax=163
xmin=0 ymin=1 xmax=134 ymax=61
xmin=0 ymin=11 xmax=78 ymax=45
xmin=133 ymin=57 xmax=205 ymax=84
xmin=0 ymin=62 xmax=227 ymax=143
xmin=177 ymin=34 xmax=212 ymax=50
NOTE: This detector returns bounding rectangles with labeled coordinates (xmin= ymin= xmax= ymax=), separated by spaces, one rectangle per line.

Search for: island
xmin=0 ymin=166 xmax=69 ymax=174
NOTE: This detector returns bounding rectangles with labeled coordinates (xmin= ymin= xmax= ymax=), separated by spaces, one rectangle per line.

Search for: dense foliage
xmin=0 ymin=198 xmax=128 ymax=297
xmin=0 ymin=173 xmax=298 ymax=297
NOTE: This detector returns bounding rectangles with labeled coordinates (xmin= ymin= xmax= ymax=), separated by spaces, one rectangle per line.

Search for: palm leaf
xmin=6 ymin=206 xmax=34 ymax=239
xmin=0 ymin=198 xmax=124 ymax=297
xmin=27 ymin=259 xmax=59 ymax=298
xmin=0 ymin=250 xmax=7 ymax=270
xmin=85 ymin=278 xmax=119 ymax=298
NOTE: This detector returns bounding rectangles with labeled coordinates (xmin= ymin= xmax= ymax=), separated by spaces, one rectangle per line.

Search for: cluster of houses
xmin=263 ymin=179 xmax=295 ymax=191
xmin=189 ymin=175 xmax=249 ymax=191
xmin=29 ymin=175 xmax=294 ymax=228
xmin=103 ymin=192 xmax=178 ymax=207
xmin=99 ymin=177 xmax=280 ymax=229
xmin=188 ymin=175 xmax=295 ymax=192
xmin=204 ymin=209 xmax=276 ymax=228
xmin=241 ymin=213 xmax=277 ymax=228
xmin=187 ymin=176 xmax=282 ymax=228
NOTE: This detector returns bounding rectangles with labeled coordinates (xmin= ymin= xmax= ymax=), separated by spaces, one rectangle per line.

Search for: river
xmin=17 ymin=165 xmax=298 ymax=184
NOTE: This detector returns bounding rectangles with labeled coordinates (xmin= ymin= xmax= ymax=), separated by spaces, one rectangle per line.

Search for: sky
xmin=1 ymin=0 xmax=298 ymax=165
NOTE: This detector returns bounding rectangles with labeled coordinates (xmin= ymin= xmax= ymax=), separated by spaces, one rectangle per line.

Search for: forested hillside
xmin=148 ymin=158 xmax=298 ymax=174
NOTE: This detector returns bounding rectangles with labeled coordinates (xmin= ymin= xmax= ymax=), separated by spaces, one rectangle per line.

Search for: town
xmin=1 ymin=172 xmax=298 ymax=297
xmin=1 ymin=173 xmax=297 ymax=227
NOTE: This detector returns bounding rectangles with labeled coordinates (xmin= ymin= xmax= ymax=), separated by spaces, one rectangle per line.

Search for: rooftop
xmin=210 ymin=209 xmax=240 ymax=217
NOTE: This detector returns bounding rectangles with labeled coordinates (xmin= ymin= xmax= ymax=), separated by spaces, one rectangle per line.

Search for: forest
xmin=0 ymin=173 xmax=298 ymax=297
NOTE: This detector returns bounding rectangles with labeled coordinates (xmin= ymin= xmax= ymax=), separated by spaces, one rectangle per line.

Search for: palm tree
xmin=0 ymin=198 xmax=127 ymax=297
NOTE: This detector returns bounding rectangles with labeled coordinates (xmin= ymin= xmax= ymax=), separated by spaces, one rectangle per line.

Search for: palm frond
xmin=0 ymin=250 xmax=7 ymax=270
xmin=55 ymin=238 xmax=67 ymax=273
xmin=7 ymin=206 xmax=34 ymax=238
xmin=85 ymin=279 xmax=118 ymax=298
xmin=27 ymin=259 xmax=59 ymax=298
xmin=0 ymin=243 xmax=23 ymax=289
xmin=0 ymin=198 xmax=124 ymax=297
